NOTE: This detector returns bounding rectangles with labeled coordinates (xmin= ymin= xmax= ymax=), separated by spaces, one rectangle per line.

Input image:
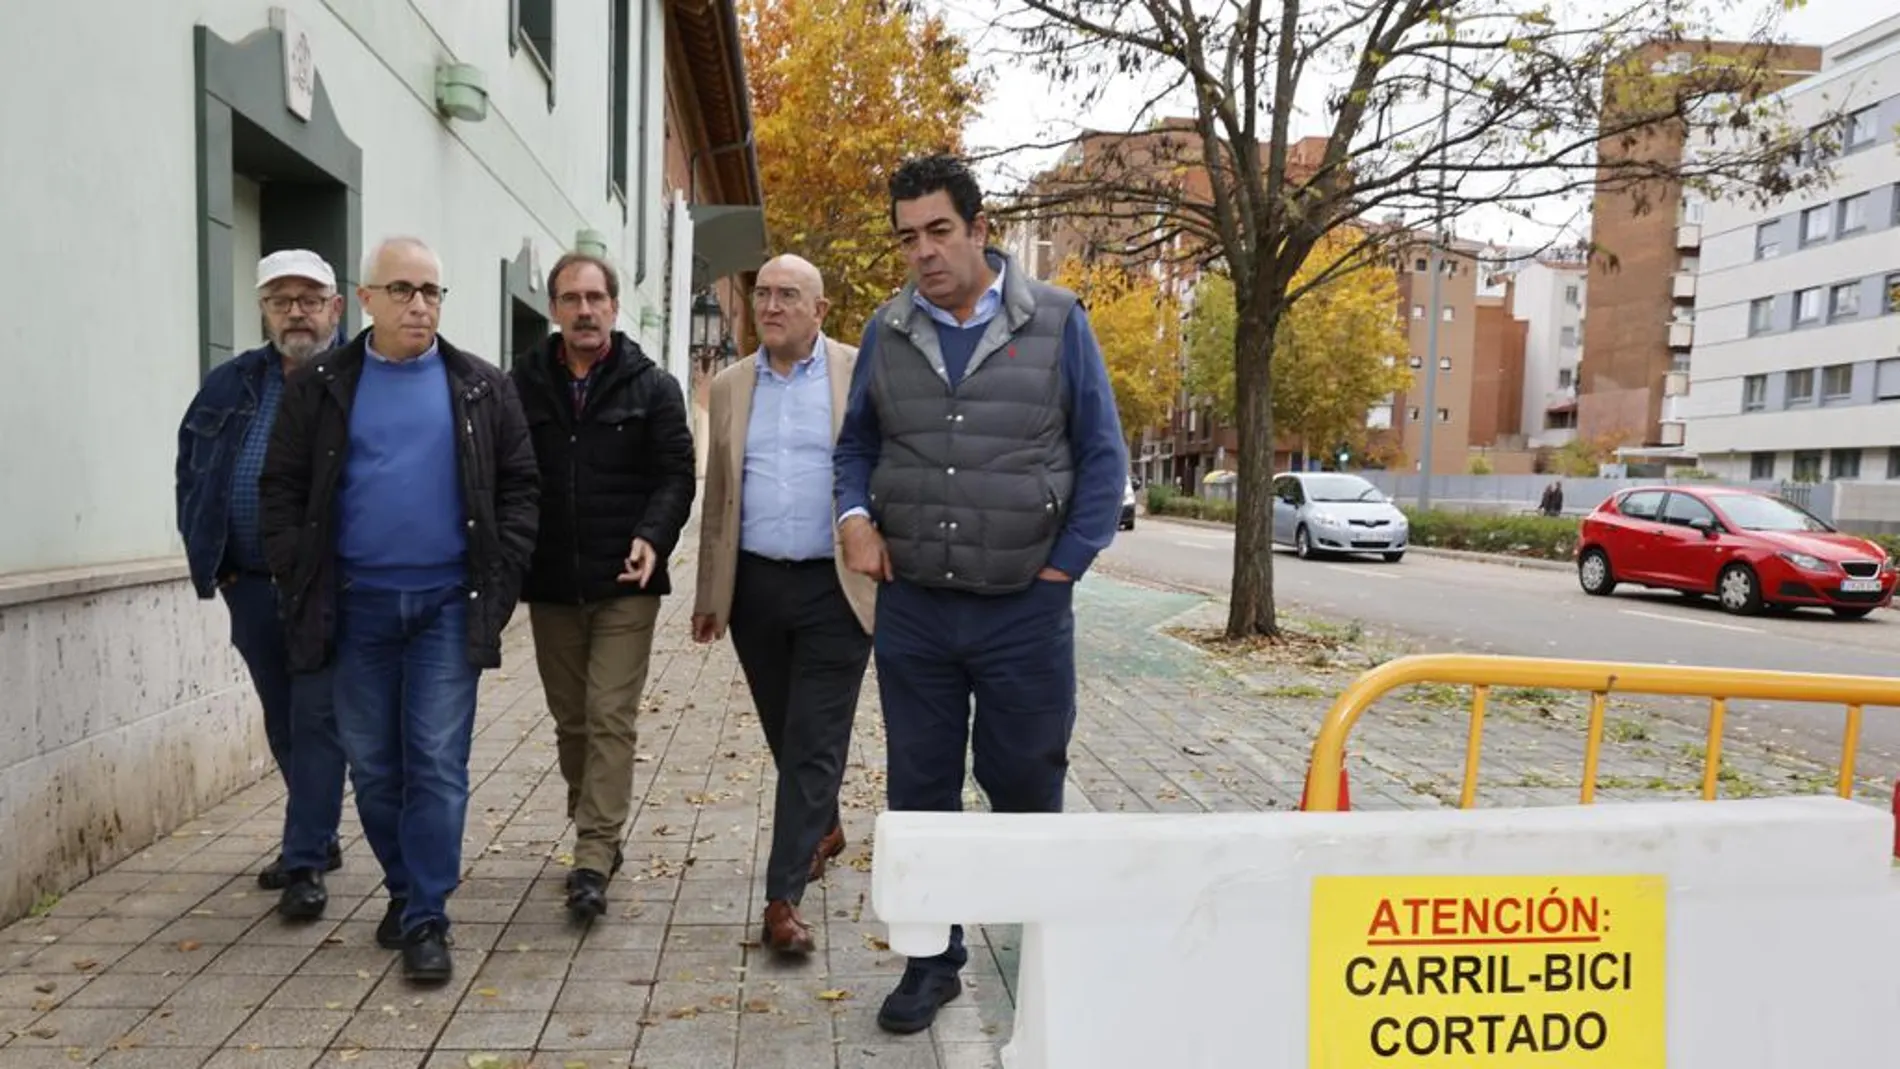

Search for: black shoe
xmin=565 ymin=869 xmax=607 ymax=923
xmin=401 ymin=922 xmax=453 ymax=984
xmin=258 ymin=842 xmax=343 ymax=890
xmin=376 ymin=898 xmax=410 ymax=950
xmin=876 ymin=963 xmax=963 ymax=1035
xmin=276 ymin=870 xmax=328 ymax=920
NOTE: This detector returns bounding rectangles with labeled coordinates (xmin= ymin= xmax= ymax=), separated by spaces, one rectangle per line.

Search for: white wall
xmin=0 ymin=0 xmax=669 ymax=577
xmin=1511 ymin=262 xmax=1586 ymax=448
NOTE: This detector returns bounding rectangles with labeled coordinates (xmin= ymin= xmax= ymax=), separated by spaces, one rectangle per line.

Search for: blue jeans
xmin=332 ymin=583 xmax=480 ymax=935
xmin=221 ymin=574 xmax=347 ymax=871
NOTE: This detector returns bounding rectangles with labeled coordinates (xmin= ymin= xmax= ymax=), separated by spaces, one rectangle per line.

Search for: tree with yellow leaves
xmin=1050 ymin=257 xmax=1182 ymax=446
xmin=1186 ymin=231 xmax=1409 ymax=461
xmin=740 ymin=0 xmax=983 ymax=342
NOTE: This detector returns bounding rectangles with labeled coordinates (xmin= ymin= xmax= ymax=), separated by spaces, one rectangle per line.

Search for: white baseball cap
xmin=257 ymin=249 xmax=337 ymax=290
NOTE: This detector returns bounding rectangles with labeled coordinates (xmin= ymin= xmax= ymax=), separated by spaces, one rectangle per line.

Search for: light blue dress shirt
xmin=740 ymin=336 xmax=837 ymax=562
xmin=911 ymin=261 xmax=1007 ymax=329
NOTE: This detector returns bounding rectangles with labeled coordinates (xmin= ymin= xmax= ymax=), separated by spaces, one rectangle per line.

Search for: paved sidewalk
xmin=0 ymin=556 xmax=1876 ymax=1069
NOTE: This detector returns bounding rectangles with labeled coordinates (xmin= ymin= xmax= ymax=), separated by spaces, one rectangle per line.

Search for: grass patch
xmin=27 ymin=893 xmax=59 ymax=918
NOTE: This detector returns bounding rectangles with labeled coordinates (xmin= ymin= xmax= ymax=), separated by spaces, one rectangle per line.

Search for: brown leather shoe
xmin=762 ymin=900 xmax=815 ymax=955
xmin=809 ymin=823 xmax=846 ymax=881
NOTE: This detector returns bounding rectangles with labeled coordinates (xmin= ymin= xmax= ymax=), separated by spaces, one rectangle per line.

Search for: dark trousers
xmin=728 ymin=553 xmax=871 ymax=905
xmin=332 ymin=583 xmax=480 ymax=935
xmin=874 ymin=576 xmax=1079 ymax=976
xmin=220 ymin=574 xmax=347 ymax=871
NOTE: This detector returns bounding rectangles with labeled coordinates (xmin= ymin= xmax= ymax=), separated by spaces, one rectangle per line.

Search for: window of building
xmin=1846 ymin=106 xmax=1878 ymax=150
xmin=1889 ymin=448 xmax=1900 ymax=480
xmin=1545 ymin=409 xmax=1578 ymax=430
xmin=1786 ymin=368 xmax=1816 ymax=406
xmin=1558 ymin=367 xmax=1574 ymax=389
xmin=1748 ymin=297 xmax=1773 ymax=335
xmin=1830 ymin=449 xmax=1861 ymax=480
xmin=1795 ymin=287 xmax=1823 ymax=324
xmin=1750 ymin=452 xmax=1775 ymax=481
xmin=1838 ymin=193 xmax=1868 ymax=234
xmin=1742 ymin=374 xmax=1767 ymax=412
xmin=1438 ymin=356 xmax=1452 ymax=371
xmin=1560 ymin=325 xmax=1578 ymax=347
xmin=1408 ymin=354 xmax=1423 ymax=368
xmin=1822 ymin=363 xmax=1854 ymax=402
xmin=1441 ymin=306 xmax=1454 ymax=322
xmin=1415 ymin=258 xmax=1428 ymax=272
xmin=1801 ymin=205 xmax=1830 ymax=244
xmin=1886 ymin=273 xmax=1900 ymax=314
xmin=1876 ymin=358 xmax=1900 ymax=401
xmin=1564 ymin=284 xmax=1580 ymax=307
xmin=514 ymin=0 xmax=556 ymax=83
xmin=1437 ymin=407 xmax=1451 ymax=423
xmin=1408 ymin=406 xmax=1421 ymax=422
xmin=1411 ymin=304 xmax=1424 ymax=319
xmin=608 ymin=0 xmax=630 ymax=200
xmin=1755 ymin=220 xmax=1780 ymax=259
xmin=1831 ymin=282 xmax=1861 ymax=320
xmin=1792 ymin=450 xmax=1823 ymax=482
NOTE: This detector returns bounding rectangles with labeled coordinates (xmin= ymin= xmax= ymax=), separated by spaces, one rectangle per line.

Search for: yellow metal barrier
xmin=1300 ymin=654 xmax=1900 ymax=813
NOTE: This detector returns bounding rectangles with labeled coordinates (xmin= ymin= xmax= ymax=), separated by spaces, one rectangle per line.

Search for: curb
xmin=1141 ymin=515 xmax=1575 ymax=574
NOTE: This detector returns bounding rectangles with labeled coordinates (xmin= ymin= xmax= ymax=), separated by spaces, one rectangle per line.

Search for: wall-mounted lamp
xmin=435 ymin=63 xmax=488 ymax=122
xmin=574 ymin=229 xmax=610 ymax=258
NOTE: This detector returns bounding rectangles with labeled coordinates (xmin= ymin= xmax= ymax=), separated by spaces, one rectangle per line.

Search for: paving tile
xmin=7 ymin=1006 xmax=149 ymax=1046
xmin=125 ymin=1004 xmax=255 ymax=1047
xmin=333 ymin=1008 xmax=451 ymax=1051
xmin=62 ymin=971 xmax=190 ymax=1010
xmin=432 ymin=1011 xmax=547 ymax=1050
xmin=90 ymin=1049 xmax=222 ymax=1069
xmin=227 ymin=1008 xmax=353 ymax=1049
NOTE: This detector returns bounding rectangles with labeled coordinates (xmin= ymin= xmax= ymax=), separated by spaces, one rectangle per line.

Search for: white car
xmin=1271 ymin=472 xmax=1409 ymax=562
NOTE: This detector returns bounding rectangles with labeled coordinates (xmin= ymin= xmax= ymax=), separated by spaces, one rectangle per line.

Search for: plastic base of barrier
xmin=1297 ymin=765 xmax=1350 ymax=812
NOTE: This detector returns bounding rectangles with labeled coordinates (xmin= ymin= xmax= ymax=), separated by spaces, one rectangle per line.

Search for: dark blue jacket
xmin=175 ymin=344 xmax=278 ymax=599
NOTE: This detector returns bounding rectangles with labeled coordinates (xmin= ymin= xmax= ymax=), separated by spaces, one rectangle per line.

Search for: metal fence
xmin=1351 ymin=472 xmax=1838 ymax=522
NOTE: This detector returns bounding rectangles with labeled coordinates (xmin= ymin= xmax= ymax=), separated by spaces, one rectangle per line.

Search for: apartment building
xmin=0 ymin=0 xmax=762 ymax=920
xmin=1579 ymin=40 xmax=1824 ymax=450
xmin=1683 ymin=15 xmax=1900 ymax=484
xmin=1511 ymin=258 xmax=1591 ymax=448
xmin=1384 ymin=239 xmax=1482 ymax=474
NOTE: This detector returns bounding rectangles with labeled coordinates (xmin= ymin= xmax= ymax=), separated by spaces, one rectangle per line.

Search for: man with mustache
xmin=511 ymin=252 xmax=696 ymax=922
xmin=174 ymin=249 xmax=350 ymax=919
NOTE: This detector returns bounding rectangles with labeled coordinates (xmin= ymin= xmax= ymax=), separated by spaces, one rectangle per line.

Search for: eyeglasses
xmin=367 ymin=282 xmax=448 ymax=305
xmin=261 ymin=294 xmax=334 ymax=314
xmin=554 ymin=290 xmax=614 ymax=309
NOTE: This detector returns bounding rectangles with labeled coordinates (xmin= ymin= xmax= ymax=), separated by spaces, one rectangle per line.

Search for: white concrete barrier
xmin=871 ymin=797 xmax=1900 ymax=1069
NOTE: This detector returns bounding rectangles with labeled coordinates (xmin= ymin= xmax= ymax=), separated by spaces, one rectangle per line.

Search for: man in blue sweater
xmin=261 ymin=237 xmax=539 ymax=984
xmin=834 ymin=155 xmax=1129 ymax=1034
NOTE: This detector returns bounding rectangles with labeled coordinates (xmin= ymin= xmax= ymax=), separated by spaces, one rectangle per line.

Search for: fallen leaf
xmin=666 ymin=1006 xmax=699 ymax=1020
xmin=465 ymin=1055 xmax=505 ymax=1069
xmin=339 ymin=1051 xmax=364 ymax=1063
xmin=1182 ymin=744 xmax=1211 ymax=756
xmin=816 ymin=989 xmax=851 ymax=1002
xmin=555 ymin=853 xmax=575 ymax=867
xmin=709 ymin=994 xmax=735 ymax=1010
xmin=323 ymin=1002 xmax=344 ymax=1011
xmin=861 ymin=934 xmax=890 ymax=952
xmin=564 ymin=1061 xmax=588 ymax=1069
xmin=245 ymin=1044 xmax=263 ymax=1052
xmin=475 ymin=988 xmax=500 ymax=999
xmin=32 ymin=981 xmax=56 ymax=994
xmin=176 ymin=941 xmax=202 ymax=952
xmin=28 ymin=1027 xmax=59 ymax=1039
xmin=71 ymin=959 xmax=99 ymax=972
xmin=355 ymin=970 xmax=373 ymax=980
xmin=743 ymin=999 xmax=775 ymax=1014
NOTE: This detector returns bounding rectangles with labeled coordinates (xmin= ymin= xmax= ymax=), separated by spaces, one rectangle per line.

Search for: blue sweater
xmin=834 ymin=304 xmax=1128 ymax=579
xmin=338 ymin=345 xmax=468 ymax=590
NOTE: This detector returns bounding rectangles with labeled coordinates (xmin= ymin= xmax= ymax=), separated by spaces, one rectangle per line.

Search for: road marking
xmin=1323 ymin=563 xmax=1399 ymax=580
xmin=1169 ymin=538 xmax=1229 ymax=550
xmin=1619 ymin=608 xmax=1764 ymax=635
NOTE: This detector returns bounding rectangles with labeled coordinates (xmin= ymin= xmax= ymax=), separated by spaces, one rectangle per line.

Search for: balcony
xmin=1667 ymin=321 xmax=1694 ymax=349
xmin=1657 ymin=420 xmax=1686 ymax=447
xmin=1671 ymin=272 xmax=1697 ymax=301
xmin=1675 ymin=223 xmax=1701 ymax=250
xmin=1663 ymin=370 xmax=1689 ymax=397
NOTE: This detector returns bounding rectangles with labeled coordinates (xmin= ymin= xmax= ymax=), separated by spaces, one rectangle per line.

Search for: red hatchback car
xmin=1576 ymin=486 xmax=1897 ymax=618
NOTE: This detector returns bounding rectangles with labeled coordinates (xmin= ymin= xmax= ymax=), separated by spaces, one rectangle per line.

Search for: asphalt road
xmin=1096 ymin=515 xmax=1900 ymax=765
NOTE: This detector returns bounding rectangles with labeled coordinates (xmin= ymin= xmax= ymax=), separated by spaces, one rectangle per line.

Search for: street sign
xmin=1310 ymin=874 xmax=1666 ymax=1068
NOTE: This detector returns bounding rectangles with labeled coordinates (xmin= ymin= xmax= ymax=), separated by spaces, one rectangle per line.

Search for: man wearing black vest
xmin=834 ymin=154 xmax=1129 ymax=1034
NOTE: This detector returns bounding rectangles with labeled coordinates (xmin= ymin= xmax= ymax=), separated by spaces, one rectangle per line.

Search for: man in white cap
xmin=174 ymin=249 xmax=351 ymax=919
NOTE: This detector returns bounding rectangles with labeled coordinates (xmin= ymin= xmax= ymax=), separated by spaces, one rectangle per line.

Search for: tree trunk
xmin=1225 ymin=310 xmax=1280 ymax=638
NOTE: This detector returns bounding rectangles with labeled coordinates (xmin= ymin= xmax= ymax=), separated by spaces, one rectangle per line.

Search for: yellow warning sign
xmin=1310 ymin=874 xmax=1666 ymax=1067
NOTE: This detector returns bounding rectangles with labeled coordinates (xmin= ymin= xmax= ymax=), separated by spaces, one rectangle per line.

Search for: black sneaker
xmin=277 ymin=870 xmax=328 ymax=921
xmin=375 ymin=898 xmax=409 ymax=950
xmin=401 ymin=922 xmax=453 ymax=984
xmin=876 ymin=962 xmax=962 ymax=1035
xmin=566 ymin=869 xmax=608 ymax=923
xmin=258 ymin=842 xmax=343 ymax=890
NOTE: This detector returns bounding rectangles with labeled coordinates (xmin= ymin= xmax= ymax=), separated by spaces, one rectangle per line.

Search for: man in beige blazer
xmin=692 ymin=254 xmax=876 ymax=956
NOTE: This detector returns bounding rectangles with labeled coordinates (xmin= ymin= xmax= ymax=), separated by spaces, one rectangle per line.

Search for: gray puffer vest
xmin=866 ymin=257 xmax=1076 ymax=594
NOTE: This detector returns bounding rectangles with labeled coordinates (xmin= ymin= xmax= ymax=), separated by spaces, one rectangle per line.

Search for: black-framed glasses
xmin=368 ymin=282 xmax=448 ymax=305
xmin=554 ymin=290 xmax=614 ymax=310
xmin=261 ymin=294 xmax=334 ymax=314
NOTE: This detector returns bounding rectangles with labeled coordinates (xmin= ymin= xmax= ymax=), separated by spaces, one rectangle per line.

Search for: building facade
xmin=0 ymin=0 xmax=761 ymax=921
xmin=1683 ymin=16 xmax=1900 ymax=485
xmin=1510 ymin=259 xmax=1590 ymax=449
xmin=1579 ymin=40 xmax=1824 ymax=451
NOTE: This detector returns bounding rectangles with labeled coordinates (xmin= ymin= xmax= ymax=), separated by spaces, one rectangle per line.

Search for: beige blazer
xmin=692 ymin=337 xmax=877 ymax=634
